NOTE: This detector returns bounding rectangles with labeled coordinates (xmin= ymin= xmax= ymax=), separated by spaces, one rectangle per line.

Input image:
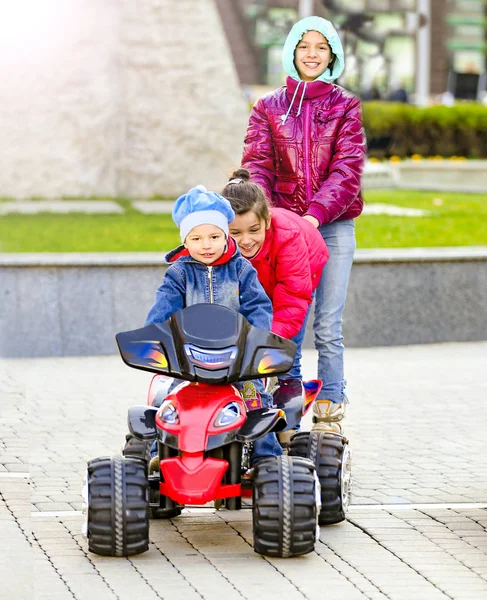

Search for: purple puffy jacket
xmin=242 ymin=77 xmax=366 ymax=225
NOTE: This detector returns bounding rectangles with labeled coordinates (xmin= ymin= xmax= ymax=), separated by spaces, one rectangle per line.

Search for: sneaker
xmin=311 ymin=420 xmax=344 ymax=435
xmin=277 ymin=429 xmax=296 ymax=453
xmin=312 ymin=399 xmax=346 ymax=423
xmin=312 ymin=399 xmax=346 ymax=434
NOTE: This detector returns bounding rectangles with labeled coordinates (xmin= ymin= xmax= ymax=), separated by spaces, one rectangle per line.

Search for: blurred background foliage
xmin=363 ymin=101 xmax=487 ymax=158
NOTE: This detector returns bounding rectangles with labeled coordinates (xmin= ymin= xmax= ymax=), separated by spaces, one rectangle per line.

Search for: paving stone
xmin=2 ymin=343 xmax=487 ymax=598
xmin=35 ymin=503 xmax=76 ymax=512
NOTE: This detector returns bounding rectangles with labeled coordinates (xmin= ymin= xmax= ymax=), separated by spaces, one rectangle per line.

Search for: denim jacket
xmin=146 ymin=238 xmax=272 ymax=329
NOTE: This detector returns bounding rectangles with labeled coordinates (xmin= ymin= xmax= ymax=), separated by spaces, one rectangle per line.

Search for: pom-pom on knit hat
xmin=173 ymin=185 xmax=236 ymax=242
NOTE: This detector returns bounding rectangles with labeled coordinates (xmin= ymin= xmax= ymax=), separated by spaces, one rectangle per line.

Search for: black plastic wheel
xmin=288 ymin=431 xmax=352 ymax=525
xmin=252 ymin=455 xmax=318 ymax=558
xmin=122 ymin=433 xmax=151 ymax=463
xmin=86 ymin=456 xmax=149 ymax=556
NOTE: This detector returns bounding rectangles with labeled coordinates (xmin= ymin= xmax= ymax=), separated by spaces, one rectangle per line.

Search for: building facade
xmin=216 ymin=0 xmax=486 ymax=101
xmin=0 ymin=0 xmax=249 ymax=199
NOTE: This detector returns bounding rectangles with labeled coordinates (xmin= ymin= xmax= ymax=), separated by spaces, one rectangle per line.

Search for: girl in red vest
xmin=222 ymin=168 xmax=329 ymax=437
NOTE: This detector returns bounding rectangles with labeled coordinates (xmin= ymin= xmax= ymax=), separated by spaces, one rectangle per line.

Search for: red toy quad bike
xmin=82 ymin=304 xmax=351 ymax=558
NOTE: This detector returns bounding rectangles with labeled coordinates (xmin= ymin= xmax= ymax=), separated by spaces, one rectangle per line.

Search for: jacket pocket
xmin=316 ymin=108 xmax=345 ymax=124
xmin=269 ymin=107 xmax=296 ymax=140
xmin=314 ymin=108 xmax=346 ymax=140
xmin=274 ymin=180 xmax=297 ymax=195
xmin=274 ymin=144 xmax=299 ymax=176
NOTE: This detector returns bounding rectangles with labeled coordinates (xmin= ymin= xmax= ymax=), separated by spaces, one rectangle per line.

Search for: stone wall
xmin=1 ymin=249 xmax=486 ymax=358
xmin=0 ymin=0 xmax=249 ymax=199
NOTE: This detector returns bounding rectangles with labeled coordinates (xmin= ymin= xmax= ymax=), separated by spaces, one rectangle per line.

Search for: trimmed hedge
xmin=362 ymin=102 xmax=487 ymax=159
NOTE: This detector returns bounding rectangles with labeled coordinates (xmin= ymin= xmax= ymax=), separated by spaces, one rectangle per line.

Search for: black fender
xmin=273 ymin=389 xmax=303 ymax=431
xmin=236 ymin=408 xmax=287 ymax=443
xmin=127 ymin=406 xmax=158 ymax=440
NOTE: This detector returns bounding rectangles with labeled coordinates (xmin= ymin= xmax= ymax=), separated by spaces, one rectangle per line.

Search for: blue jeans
xmin=314 ymin=219 xmax=356 ymax=404
xmin=279 ymin=300 xmax=313 ymax=382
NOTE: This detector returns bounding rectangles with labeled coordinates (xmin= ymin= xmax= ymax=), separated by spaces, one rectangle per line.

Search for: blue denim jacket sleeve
xmin=237 ymin=259 xmax=273 ymax=330
xmin=145 ymin=266 xmax=186 ymax=325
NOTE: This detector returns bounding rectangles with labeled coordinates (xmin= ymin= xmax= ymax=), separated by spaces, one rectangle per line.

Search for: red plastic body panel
xmin=156 ymin=382 xmax=246 ymax=504
xmin=240 ymin=486 xmax=253 ymax=498
xmin=159 ymin=453 xmax=241 ymax=504
xmin=156 ymin=382 xmax=246 ymax=452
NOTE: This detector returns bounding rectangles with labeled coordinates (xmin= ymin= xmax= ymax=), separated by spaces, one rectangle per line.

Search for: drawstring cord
xmin=281 ymin=81 xmax=308 ymax=124
xmin=296 ymin=81 xmax=307 ymax=118
xmin=281 ymin=80 xmax=301 ymax=124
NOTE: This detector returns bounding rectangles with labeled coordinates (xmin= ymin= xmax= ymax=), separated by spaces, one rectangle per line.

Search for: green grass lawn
xmin=357 ymin=189 xmax=487 ymax=248
xmin=0 ymin=190 xmax=485 ymax=252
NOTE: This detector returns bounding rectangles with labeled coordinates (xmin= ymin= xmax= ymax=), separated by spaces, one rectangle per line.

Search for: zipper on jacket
xmin=207 ymin=266 xmax=214 ymax=303
xmin=304 ymin=101 xmax=312 ymax=204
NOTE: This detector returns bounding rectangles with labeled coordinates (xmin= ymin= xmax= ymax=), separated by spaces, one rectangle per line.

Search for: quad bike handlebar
xmin=116 ymin=303 xmax=297 ymax=384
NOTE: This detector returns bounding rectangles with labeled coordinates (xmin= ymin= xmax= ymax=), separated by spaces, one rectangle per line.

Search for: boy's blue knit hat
xmin=173 ymin=185 xmax=236 ymax=242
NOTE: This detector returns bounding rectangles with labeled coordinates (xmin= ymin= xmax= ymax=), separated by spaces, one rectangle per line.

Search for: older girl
xmin=242 ymin=16 xmax=366 ymax=432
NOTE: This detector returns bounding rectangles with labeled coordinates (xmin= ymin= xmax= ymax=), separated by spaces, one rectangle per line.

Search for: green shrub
xmin=362 ymin=102 xmax=487 ymax=159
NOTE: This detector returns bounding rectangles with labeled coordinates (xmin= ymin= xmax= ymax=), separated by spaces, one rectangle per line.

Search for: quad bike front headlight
xmin=214 ymin=401 xmax=241 ymax=427
xmin=184 ymin=344 xmax=237 ymax=369
xmin=157 ymin=400 xmax=179 ymax=425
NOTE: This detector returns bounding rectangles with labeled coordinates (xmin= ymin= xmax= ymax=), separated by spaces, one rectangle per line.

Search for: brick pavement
xmin=1 ymin=341 xmax=486 ymax=599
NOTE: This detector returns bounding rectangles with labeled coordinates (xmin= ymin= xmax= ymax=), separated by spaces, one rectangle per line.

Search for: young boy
xmin=146 ymin=185 xmax=282 ymax=463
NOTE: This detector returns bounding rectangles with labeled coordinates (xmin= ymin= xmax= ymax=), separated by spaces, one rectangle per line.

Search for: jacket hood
xmin=282 ymin=16 xmax=344 ymax=83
